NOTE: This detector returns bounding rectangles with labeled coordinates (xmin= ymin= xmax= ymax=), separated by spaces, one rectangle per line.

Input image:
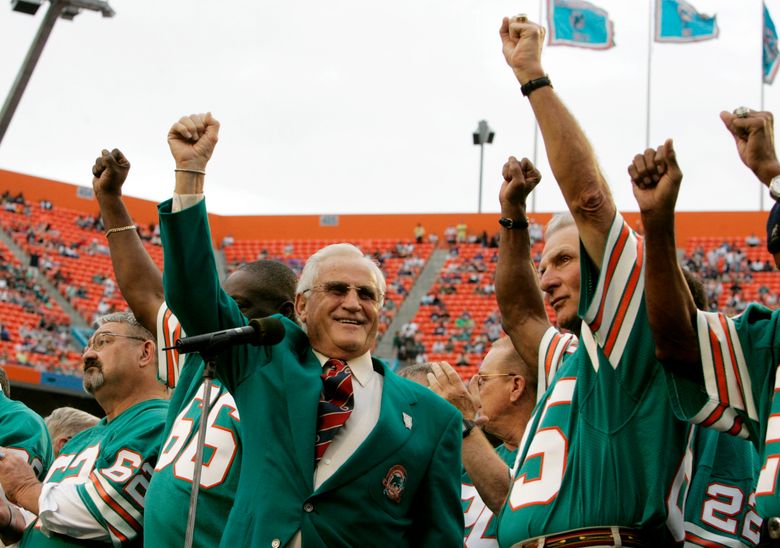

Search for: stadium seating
xmin=2 ymin=189 xmax=780 ymax=385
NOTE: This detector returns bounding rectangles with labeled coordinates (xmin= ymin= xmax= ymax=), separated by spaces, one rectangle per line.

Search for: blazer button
xmin=303 ymin=503 xmax=314 ymax=513
xmin=271 ymin=539 xmax=280 ymax=548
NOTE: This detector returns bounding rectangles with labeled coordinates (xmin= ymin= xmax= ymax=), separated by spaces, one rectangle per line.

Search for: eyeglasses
xmin=475 ymin=373 xmax=517 ymax=388
xmin=304 ymin=282 xmax=383 ymax=304
xmin=83 ymin=332 xmax=147 ymax=353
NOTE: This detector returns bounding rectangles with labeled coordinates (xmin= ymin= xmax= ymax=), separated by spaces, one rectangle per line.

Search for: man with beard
xmin=0 ymin=312 xmax=167 ymax=546
xmin=90 ymin=147 xmax=298 ymax=547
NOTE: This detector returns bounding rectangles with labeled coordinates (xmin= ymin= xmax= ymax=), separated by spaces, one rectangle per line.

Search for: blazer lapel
xmin=282 ymin=325 xmax=321 ymax=492
xmin=315 ymin=363 xmax=418 ymax=494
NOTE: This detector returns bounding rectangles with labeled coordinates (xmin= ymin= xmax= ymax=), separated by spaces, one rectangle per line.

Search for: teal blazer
xmin=159 ymin=199 xmax=464 ymax=547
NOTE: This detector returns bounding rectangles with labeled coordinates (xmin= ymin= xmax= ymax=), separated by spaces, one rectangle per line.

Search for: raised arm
xmin=720 ymin=109 xmax=780 ymax=187
xmin=500 ymin=16 xmax=614 ymax=267
xmin=495 ymin=156 xmax=549 ymax=368
xmin=628 ymin=139 xmax=701 ymax=379
xmin=720 ymin=109 xmax=780 ymax=267
xmin=168 ymin=112 xmax=219 ymax=196
xmin=92 ymin=149 xmax=163 ymax=334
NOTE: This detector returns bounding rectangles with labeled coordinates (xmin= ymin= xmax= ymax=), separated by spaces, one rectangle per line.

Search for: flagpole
xmin=645 ymin=0 xmax=654 ymax=150
xmin=531 ymin=0 xmax=544 ymax=213
xmin=760 ymin=0 xmax=766 ymax=211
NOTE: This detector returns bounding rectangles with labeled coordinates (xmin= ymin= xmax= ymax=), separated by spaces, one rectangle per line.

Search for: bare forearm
xmin=95 ymin=192 xmax=163 ymax=334
xmin=463 ymin=431 xmax=510 ymax=514
xmin=641 ymin=212 xmax=701 ymax=377
xmin=528 ymin=88 xmax=614 ymax=265
xmin=496 ymin=221 xmax=548 ymax=368
xmin=174 ymin=172 xmax=205 ymax=195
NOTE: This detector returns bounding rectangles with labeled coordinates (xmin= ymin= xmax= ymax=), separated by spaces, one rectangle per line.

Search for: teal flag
xmin=765 ymin=3 xmax=779 ymax=84
xmin=656 ymin=0 xmax=718 ymax=43
xmin=548 ymin=0 xmax=615 ymax=50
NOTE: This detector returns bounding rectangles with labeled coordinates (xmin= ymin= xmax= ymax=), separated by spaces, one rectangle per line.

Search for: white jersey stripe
xmin=688 ymin=398 xmax=750 ymax=440
xmin=697 ymin=311 xmax=758 ymax=423
xmin=583 ymin=213 xmax=625 ymax=326
xmin=156 ymin=303 xmax=184 ymax=388
xmin=83 ymin=480 xmax=138 ymax=542
xmin=683 ymin=521 xmax=745 ymax=547
xmin=582 ymin=214 xmax=644 ymax=367
xmin=92 ymin=471 xmax=143 ymax=524
xmin=580 ymin=323 xmax=600 ymax=373
xmin=537 ymin=328 xmax=578 ymax=397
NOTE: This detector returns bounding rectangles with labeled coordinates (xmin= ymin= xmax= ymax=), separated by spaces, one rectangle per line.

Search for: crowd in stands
xmin=3 ymin=182 xmax=780 ymax=383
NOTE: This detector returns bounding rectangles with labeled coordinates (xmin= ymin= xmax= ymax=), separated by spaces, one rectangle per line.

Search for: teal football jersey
xmin=462 ymin=444 xmax=518 ymax=547
xmin=20 ymin=399 xmax=167 ymax=548
xmin=497 ymin=213 xmax=691 ymax=546
xmin=144 ymin=304 xmax=242 ymax=548
xmin=665 ymin=303 xmax=780 ymax=519
xmin=683 ymin=425 xmax=761 ymax=546
xmin=0 ymin=392 xmax=52 ymax=479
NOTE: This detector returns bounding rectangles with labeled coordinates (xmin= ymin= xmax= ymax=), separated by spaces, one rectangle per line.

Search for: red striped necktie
xmin=315 ymin=358 xmax=354 ymax=463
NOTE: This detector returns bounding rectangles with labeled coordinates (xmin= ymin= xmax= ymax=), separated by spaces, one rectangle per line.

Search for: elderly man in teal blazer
xmin=157 ymin=112 xmax=464 ymax=547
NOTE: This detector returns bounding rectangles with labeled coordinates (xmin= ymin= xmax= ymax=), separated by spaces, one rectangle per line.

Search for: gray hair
xmin=544 ymin=212 xmax=576 ymax=241
xmin=398 ymin=363 xmax=434 ymax=379
xmin=92 ymin=311 xmax=154 ymax=341
xmin=45 ymin=406 xmax=100 ymax=444
xmin=297 ymin=243 xmax=386 ymax=307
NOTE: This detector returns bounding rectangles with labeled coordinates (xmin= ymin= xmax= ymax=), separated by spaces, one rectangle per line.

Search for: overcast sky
xmin=0 ymin=0 xmax=778 ymax=215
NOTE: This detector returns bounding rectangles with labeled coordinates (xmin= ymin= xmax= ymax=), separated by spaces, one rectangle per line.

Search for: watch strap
xmin=521 ymin=75 xmax=552 ymax=97
xmin=499 ymin=216 xmax=530 ymax=230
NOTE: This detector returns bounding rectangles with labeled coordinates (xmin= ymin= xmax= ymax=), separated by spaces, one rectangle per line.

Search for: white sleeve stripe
xmin=605 ymin=261 xmax=644 ymax=369
xmin=581 ymin=323 xmax=601 ymax=373
xmin=684 ymin=521 xmax=746 ymax=547
xmin=83 ymin=480 xmax=138 ymax=541
xmin=688 ymin=399 xmax=750 ymax=439
xmin=697 ymin=311 xmax=758 ymax=422
xmin=537 ymin=328 xmax=556 ymax=397
xmin=92 ymin=471 xmax=143 ymax=524
xmin=83 ymin=471 xmax=143 ymax=538
xmin=156 ymin=303 xmax=183 ymax=388
xmin=537 ymin=328 xmax=579 ymax=397
xmin=582 ymin=214 xmax=644 ymax=366
xmin=583 ymin=213 xmax=626 ymax=325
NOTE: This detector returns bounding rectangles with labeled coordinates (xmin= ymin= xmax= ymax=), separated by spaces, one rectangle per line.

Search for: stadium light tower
xmin=472 ymin=119 xmax=494 ymax=213
xmin=0 ymin=0 xmax=115 ymax=147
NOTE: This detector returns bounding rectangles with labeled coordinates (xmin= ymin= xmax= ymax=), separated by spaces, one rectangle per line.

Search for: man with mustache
xmin=0 ymin=312 xmax=167 ymax=546
xmin=90 ymin=147 xmax=298 ymax=547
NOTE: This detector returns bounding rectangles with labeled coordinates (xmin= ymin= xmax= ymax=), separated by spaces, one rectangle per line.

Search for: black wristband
xmin=767 ymin=201 xmax=780 ymax=254
xmin=521 ymin=75 xmax=552 ymax=97
xmin=499 ymin=216 xmax=530 ymax=230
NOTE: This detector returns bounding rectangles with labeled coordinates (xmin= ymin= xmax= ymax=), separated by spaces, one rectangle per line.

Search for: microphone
xmin=166 ymin=317 xmax=286 ymax=355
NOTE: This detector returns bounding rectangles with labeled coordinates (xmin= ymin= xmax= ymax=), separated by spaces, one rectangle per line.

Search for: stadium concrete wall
xmin=0 ymin=169 xmax=766 ymax=245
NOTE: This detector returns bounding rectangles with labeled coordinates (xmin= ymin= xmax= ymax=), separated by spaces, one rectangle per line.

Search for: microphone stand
xmin=183 ymin=347 xmax=220 ymax=548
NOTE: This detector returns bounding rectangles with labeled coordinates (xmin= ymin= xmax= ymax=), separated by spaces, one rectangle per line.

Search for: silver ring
xmin=0 ymin=450 xmax=5 ymax=460
xmin=514 ymin=13 xmax=528 ymax=22
xmin=734 ymin=106 xmax=750 ymax=118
